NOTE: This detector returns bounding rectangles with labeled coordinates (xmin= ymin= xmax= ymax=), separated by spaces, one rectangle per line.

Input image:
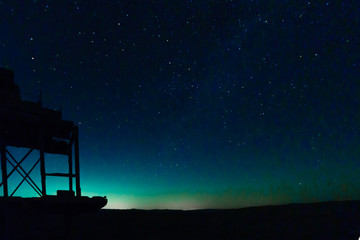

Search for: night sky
xmin=1 ymin=1 xmax=360 ymax=209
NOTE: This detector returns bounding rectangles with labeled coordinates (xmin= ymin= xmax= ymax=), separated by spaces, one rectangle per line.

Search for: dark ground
xmin=1 ymin=200 xmax=360 ymax=240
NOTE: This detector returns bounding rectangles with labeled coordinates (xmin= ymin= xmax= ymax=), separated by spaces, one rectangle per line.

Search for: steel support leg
xmin=74 ymin=126 xmax=81 ymax=197
xmin=1 ymin=145 xmax=8 ymax=197
xmin=69 ymin=137 xmax=73 ymax=192
xmin=39 ymin=125 xmax=46 ymax=197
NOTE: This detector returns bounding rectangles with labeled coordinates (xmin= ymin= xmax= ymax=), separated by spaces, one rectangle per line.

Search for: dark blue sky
xmin=1 ymin=1 xmax=360 ymax=209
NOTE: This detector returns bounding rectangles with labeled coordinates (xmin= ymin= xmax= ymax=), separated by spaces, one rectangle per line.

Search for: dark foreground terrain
xmin=1 ymin=200 xmax=360 ymax=240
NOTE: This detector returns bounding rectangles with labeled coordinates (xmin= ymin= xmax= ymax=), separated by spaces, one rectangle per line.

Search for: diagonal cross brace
xmin=10 ymin=158 xmax=41 ymax=197
xmin=1 ymin=149 xmax=43 ymax=197
xmin=5 ymin=149 xmax=42 ymax=195
xmin=0 ymin=148 xmax=33 ymax=187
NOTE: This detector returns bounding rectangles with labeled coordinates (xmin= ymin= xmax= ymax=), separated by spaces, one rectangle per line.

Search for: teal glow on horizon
xmin=3 ymin=144 xmax=360 ymax=209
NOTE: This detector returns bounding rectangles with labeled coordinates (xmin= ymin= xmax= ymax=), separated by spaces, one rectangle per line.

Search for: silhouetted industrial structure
xmin=0 ymin=68 xmax=106 ymax=211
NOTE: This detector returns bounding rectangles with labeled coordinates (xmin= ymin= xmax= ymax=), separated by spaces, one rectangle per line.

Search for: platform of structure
xmin=0 ymin=68 xmax=107 ymax=211
xmin=0 ymin=195 xmax=107 ymax=213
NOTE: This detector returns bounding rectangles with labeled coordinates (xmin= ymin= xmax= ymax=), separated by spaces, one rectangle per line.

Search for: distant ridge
xmin=102 ymin=199 xmax=360 ymax=211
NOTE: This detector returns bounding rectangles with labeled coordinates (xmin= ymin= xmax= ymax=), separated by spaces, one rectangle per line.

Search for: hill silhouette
xmin=1 ymin=200 xmax=359 ymax=239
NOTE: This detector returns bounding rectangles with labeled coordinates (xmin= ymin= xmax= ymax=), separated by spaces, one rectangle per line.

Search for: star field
xmin=0 ymin=1 xmax=360 ymax=209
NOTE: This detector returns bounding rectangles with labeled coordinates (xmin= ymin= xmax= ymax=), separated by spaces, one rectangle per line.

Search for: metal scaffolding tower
xmin=0 ymin=68 xmax=81 ymax=198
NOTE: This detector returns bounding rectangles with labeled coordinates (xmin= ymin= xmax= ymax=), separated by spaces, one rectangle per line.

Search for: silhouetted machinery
xmin=0 ymin=68 xmax=106 ymax=212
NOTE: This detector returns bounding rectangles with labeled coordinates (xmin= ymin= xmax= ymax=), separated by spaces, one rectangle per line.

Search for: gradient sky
xmin=0 ymin=1 xmax=360 ymax=209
